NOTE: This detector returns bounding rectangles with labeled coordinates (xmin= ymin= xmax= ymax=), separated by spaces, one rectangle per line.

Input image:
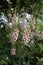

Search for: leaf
xmin=25 ymin=61 xmax=30 ymax=65
xmin=38 ymin=44 xmax=43 ymax=52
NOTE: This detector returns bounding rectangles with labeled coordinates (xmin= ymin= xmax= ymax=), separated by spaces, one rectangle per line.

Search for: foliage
xmin=0 ymin=0 xmax=43 ymax=65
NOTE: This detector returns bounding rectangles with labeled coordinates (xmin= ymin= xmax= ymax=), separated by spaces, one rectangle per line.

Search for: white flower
xmin=6 ymin=57 xmax=9 ymax=60
xmin=7 ymin=0 xmax=12 ymax=4
xmin=26 ymin=13 xmax=31 ymax=20
xmin=0 ymin=13 xmax=8 ymax=24
xmin=11 ymin=48 xmax=16 ymax=55
xmin=1 ymin=24 xmax=4 ymax=28
xmin=9 ymin=22 xmax=13 ymax=28
xmin=11 ymin=8 xmax=14 ymax=11
xmin=7 ymin=0 xmax=9 ymax=1
xmin=24 ymin=12 xmax=31 ymax=20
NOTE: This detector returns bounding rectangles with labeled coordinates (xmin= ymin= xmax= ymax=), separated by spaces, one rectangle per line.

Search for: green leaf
xmin=38 ymin=44 xmax=43 ymax=52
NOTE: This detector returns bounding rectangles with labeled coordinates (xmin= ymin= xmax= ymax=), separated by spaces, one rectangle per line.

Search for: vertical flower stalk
xmin=22 ymin=31 xmax=30 ymax=44
xmin=30 ymin=17 xmax=36 ymax=30
xmin=10 ymin=28 xmax=19 ymax=42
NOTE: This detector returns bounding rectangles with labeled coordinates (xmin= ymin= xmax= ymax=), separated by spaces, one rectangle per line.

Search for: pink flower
xmin=27 ymin=29 xmax=34 ymax=39
xmin=28 ymin=29 xmax=31 ymax=34
xmin=12 ymin=16 xmax=16 ymax=25
xmin=31 ymin=39 xmax=35 ymax=44
xmin=22 ymin=31 xmax=30 ymax=44
xmin=41 ymin=31 xmax=43 ymax=37
xmin=11 ymin=15 xmax=18 ymax=26
xmin=10 ymin=48 xmax=16 ymax=55
xmin=40 ymin=31 xmax=43 ymax=39
xmin=20 ymin=21 xmax=26 ymax=30
xmin=10 ymin=28 xmax=19 ymax=42
xmin=31 ymin=31 xmax=35 ymax=36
